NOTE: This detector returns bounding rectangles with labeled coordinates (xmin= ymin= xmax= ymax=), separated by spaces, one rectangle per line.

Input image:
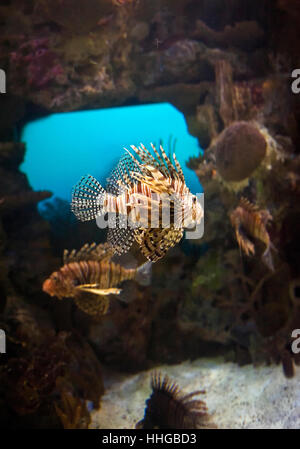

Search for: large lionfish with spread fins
xmin=42 ymin=242 xmax=151 ymax=316
xmin=71 ymin=143 xmax=203 ymax=262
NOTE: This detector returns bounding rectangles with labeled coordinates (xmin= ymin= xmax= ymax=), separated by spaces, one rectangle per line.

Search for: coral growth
xmin=214 ymin=121 xmax=267 ymax=182
xmin=10 ymin=38 xmax=65 ymax=89
xmin=0 ymin=305 xmax=104 ymax=427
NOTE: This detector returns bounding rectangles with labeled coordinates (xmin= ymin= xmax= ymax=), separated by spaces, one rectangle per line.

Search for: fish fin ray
xmin=107 ymin=214 xmax=135 ymax=255
xmin=235 ymin=228 xmax=255 ymax=256
xmin=74 ymin=293 xmax=110 ymax=316
xmin=106 ymin=151 xmax=142 ymax=194
xmin=76 ymin=284 xmax=122 ymax=295
xmin=71 ymin=175 xmax=105 ymax=221
xmin=63 ymin=242 xmax=115 ymax=264
xmin=172 ymin=152 xmax=185 ymax=182
xmin=134 ymin=227 xmax=183 ymax=262
xmin=239 ymin=197 xmax=259 ymax=213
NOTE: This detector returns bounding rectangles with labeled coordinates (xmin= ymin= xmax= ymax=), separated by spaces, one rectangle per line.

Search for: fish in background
xmin=42 ymin=242 xmax=152 ymax=316
xmin=230 ymin=197 xmax=276 ymax=271
xmin=136 ymin=372 xmax=211 ymax=429
xmin=71 ymin=143 xmax=203 ymax=262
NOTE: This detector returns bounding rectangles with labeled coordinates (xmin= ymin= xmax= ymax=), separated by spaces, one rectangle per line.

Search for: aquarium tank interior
xmin=0 ymin=0 xmax=299 ymax=431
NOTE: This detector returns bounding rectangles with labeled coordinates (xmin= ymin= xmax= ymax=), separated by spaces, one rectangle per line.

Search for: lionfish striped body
xmin=136 ymin=373 xmax=211 ymax=429
xmin=230 ymin=197 xmax=275 ymax=271
xmin=71 ymin=143 xmax=203 ymax=262
xmin=42 ymin=242 xmax=151 ymax=316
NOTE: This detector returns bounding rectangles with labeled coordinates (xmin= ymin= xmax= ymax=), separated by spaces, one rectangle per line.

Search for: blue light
xmin=20 ymin=103 xmax=203 ymax=203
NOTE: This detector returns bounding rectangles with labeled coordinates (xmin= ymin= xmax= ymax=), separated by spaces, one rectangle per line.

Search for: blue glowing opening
xmin=20 ymin=103 xmax=203 ymax=206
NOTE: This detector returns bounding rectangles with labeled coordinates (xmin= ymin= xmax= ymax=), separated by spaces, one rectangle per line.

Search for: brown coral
xmin=215 ymin=121 xmax=267 ymax=182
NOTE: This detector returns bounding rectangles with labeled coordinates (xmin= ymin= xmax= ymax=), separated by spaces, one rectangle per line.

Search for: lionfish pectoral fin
xmin=71 ymin=174 xmax=106 ymax=222
xmin=74 ymin=294 xmax=110 ymax=316
xmin=97 ymin=288 xmax=122 ymax=295
xmin=135 ymin=228 xmax=183 ymax=262
xmin=107 ymin=215 xmax=135 ymax=255
xmin=76 ymin=284 xmax=122 ymax=296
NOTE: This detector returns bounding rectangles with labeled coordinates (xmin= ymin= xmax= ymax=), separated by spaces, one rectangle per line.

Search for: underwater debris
xmin=71 ymin=143 xmax=203 ymax=262
xmin=136 ymin=372 xmax=211 ymax=429
xmin=230 ymin=197 xmax=275 ymax=271
xmin=215 ymin=121 xmax=267 ymax=182
xmin=42 ymin=242 xmax=152 ymax=316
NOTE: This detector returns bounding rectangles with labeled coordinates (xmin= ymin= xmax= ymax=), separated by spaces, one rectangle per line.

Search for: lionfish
xmin=230 ymin=197 xmax=276 ymax=271
xmin=136 ymin=372 xmax=211 ymax=429
xmin=42 ymin=242 xmax=152 ymax=316
xmin=71 ymin=143 xmax=203 ymax=262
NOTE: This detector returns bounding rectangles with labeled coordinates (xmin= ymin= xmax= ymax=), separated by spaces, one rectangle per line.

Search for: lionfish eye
xmin=193 ymin=197 xmax=197 ymax=203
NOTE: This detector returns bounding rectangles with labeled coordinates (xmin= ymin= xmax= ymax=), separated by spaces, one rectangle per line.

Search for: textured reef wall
xmin=0 ymin=0 xmax=299 ymax=428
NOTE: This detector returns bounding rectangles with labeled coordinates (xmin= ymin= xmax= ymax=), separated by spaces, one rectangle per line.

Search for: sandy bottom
xmin=90 ymin=357 xmax=300 ymax=429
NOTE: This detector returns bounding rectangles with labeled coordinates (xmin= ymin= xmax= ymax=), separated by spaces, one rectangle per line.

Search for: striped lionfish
xmin=71 ymin=143 xmax=203 ymax=262
xmin=136 ymin=372 xmax=211 ymax=429
xmin=230 ymin=197 xmax=276 ymax=271
xmin=42 ymin=242 xmax=152 ymax=316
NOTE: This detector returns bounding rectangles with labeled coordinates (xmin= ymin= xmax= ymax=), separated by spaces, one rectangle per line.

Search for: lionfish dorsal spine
xmin=63 ymin=242 xmax=115 ymax=264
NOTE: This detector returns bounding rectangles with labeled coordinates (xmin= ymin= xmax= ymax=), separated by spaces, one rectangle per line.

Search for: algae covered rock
xmin=36 ymin=0 xmax=114 ymax=34
xmin=215 ymin=121 xmax=267 ymax=182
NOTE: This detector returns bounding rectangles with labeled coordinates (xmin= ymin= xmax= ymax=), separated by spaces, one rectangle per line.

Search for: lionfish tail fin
xmin=71 ymin=175 xmax=105 ymax=222
xmin=136 ymin=261 xmax=152 ymax=286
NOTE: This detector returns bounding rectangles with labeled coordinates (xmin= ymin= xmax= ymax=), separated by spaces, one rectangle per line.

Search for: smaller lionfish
xmin=71 ymin=143 xmax=203 ymax=262
xmin=136 ymin=372 xmax=211 ymax=429
xmin=42 ymin=242 xmax=152 ymax=316
xmin=230 ymin=197 xmax=276 ymax=271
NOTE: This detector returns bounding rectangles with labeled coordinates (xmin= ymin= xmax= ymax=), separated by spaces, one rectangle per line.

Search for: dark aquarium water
xmin=0 ymin=0 xmax=299 ymax=431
